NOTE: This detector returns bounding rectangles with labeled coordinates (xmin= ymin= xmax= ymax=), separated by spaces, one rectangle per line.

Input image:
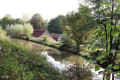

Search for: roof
xmin=33 ymin=29 xmax=47 ymax=37
xmin=50 ymin=33 xmax=61 ymax=39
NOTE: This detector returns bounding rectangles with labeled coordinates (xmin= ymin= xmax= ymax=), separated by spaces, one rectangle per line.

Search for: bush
xmin=61 ymin=33 xmax=75 ymax=47
xmin=23 ymin=23 xmax=33 ymax=39
xmin=0 ymin=27 xmax=6 ymax=38
xmin=0 ymin=39 xmax=69 ymax=80
xmin=5 ymin=23 xmax=33 ymax=38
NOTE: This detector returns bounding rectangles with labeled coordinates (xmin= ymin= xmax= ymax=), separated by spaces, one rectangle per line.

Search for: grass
xmin=0 ymin=38 xmax=94 ymax=80
xmin=0 ymin=38 xmax=69 ymax=80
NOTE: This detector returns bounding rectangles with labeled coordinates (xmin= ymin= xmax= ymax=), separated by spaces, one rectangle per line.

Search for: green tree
xmin=23 ymin=23 xmax=34 ymax=39
xmin=88 ymin=0 xmax=120 ymax=79
xmin=62 ymin=5 xmax=94 ymax=52
xmin=30 ymin=13 xmax=44 ymax=29
xmin=0 ymin=15 xmax=15 ymax=29
xmin=15 ymin=18 xmax=24 ymax=24
xmin=47 ymin=15 xmax=64 ymax=34
xmin=43 ymin=19 xmax=49 ymax=29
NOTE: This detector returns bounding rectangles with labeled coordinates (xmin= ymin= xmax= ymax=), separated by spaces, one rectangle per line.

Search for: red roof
xmin=33 ymin=29 xmax=46 ymax=37
xmin=50 ymin=33 xmax=61 ymax=39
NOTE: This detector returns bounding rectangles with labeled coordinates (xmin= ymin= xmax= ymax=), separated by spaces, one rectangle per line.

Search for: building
xmin=33 ymin=29 xmax=50 ymax=37
xmin=33 ymin=29 xmax=55 ymax=41
xmin=50 ymin=33 xmax=62 ymax=41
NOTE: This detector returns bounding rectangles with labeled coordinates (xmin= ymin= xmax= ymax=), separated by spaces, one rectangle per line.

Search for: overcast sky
xmin=0 ymin=0 xmax=80 ymax=20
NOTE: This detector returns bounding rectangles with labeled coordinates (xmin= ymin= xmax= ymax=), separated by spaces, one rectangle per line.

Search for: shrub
xmin=0 ymin=39 xmax=69 ymax=80
xmin=0 ymin=26 xmax=6 ymax=38
xmin=5 ymin=23 xmax=33 ymax=38
xmin=23 ymin=23 xmax=33 ymax=39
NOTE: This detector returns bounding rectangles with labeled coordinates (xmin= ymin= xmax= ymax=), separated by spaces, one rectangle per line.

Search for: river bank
xmin=12 ymin=37 xmax=120 ymax=72
xmin=0 ymin=38 xmax=70 ymax=80
xmin=13 ymin=37 xmax=92 ymax=58
xmin=0 ymin=36 xmax=96 ymax=80
xmin=11 ymin=37 xmax=120 ymax=80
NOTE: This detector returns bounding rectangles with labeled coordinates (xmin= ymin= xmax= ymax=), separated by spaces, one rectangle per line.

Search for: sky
xmin=0 ymin=0 xmax=80 ymax=20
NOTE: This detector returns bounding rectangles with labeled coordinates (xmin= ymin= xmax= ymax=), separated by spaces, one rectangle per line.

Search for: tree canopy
xmin=47 ymin=15 xmax=64 ymax=34
xmin=61 ymin=5 xmax=94 ymax=52
xmin=30 ymin=13 xmax=44 ymax=29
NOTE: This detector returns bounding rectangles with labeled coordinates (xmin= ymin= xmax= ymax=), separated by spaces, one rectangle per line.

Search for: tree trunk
xmin=76 ymin=43 xmax=80 ymax=52
xmin=104 ymin=24 xmax=108 ymax=51
xmin=109 ymin=0 xmax=114 ymax=64
xmin=112 ymin=72 xmax=114 ymax=80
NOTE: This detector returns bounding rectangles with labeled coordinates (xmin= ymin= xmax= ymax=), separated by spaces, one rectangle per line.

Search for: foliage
xmin=15 ymin=18 xmax=24 ymax=24
xmin=5 ymin=23 xmax=33 ymax=38
xmin=23 ymin=23 xmax=34 ymax=39
xmin=43 ymin=19 xmax=49 ymax=29
xmin=61 ymin=5 xmax=94 ymax=52
xmin=0 ymin=15 xmax=24 ymax=29
xmin=30 ymin=13 xmax=44 ymax=29
xmin=61 ymin=32 xmax=75 ymax=47
xmin=47 ymin=15 xmax=64 ymax=34
xmin=86 ymin=0 xmax=120 ymax=79
xmin=0 ymin=39 xmax=69 ymax=80
xmin=0 ymin=27 xmax=6 ymax=38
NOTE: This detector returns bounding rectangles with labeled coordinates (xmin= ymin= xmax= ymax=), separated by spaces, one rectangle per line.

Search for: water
xmin=10 ymin=38 xmax=105 ymax=80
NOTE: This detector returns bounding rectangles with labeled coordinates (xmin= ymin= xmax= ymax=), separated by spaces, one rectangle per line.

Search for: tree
xmin=0 ymin=15 xmax=24 ymax=29
xmin=15 ymin=18 xmax=24 ymax=24
xmin=30 ymin=13 xmax=44 ymax=29
xmin=88 ymin=0 xmax=120 ymax=79
xmin=47 ymin=15 xmax=64 ymax=34
xmin=22 ymin=14 xmax=30 ymax=23
xmin=62 ymin=5 xmax=94 ymax=52
xmin=43 ymin=19 xmax=49 ymax=29
xmin=0 ymin=15 xmax=15 ymax=29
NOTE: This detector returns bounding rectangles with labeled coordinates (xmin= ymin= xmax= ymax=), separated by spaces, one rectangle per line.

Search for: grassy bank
xmin=0 ymin=38 xmax=69 ymax=80
xmin=13 ymin=37 xmax=120 ymax=70
xmin=13 ymin=37 xmax=88 ymax=54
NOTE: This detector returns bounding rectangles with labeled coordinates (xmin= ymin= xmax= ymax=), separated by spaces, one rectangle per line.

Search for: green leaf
xmin=100 ymin=3 xmax=105 ymax=6
xmin=117 ymin=0 xmax=120 ymax=2
xmin=91 ymin=46 xmax=96 ymax=51
xmin=111 ymin=31 xmax=117 ymax=36
xmin=117 ymin=5 xmax=120 ymax=10
xmin=106 ymin=3 xmax=110 ymax=7
xmin=102 ymin=51 xmax=109 ymax=56
xmin=107 ymin=64 xmax=113 ymax=69
xmin=100 ymin=60 xmax=105 ymax=64
xmin=113 ymin=65 xmax=119 ymax=70
xmin=115 ymin=71 xmax=120 ymax=74
xmin=106 ymin=24 xmax=112 ymax=30
xmin=95 ymin=66 xmax=100 ymax=71
xmin=86 ymin=59 xmax=91 ymax=62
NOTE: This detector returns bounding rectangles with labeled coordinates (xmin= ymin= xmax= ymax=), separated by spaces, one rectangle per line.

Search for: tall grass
xmin=0 ymin=39 xmax=68 ymax=80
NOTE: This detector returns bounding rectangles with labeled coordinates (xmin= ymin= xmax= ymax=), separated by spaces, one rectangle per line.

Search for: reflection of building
xmin=50 ymin=33 xmax=62 ymax=41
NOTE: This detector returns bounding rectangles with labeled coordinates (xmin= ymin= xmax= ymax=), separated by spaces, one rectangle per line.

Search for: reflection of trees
xmin=102 ymin=70 xmax=113 ymax=80
xmin=66 ymin=64 xmax=93 ymax=80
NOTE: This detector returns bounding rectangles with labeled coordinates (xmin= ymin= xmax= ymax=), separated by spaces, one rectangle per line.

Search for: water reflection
xmin=10 ymin=38 xmax=104 ymax=80
xmin=41 ymin=50 xmax=72 ymax=70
